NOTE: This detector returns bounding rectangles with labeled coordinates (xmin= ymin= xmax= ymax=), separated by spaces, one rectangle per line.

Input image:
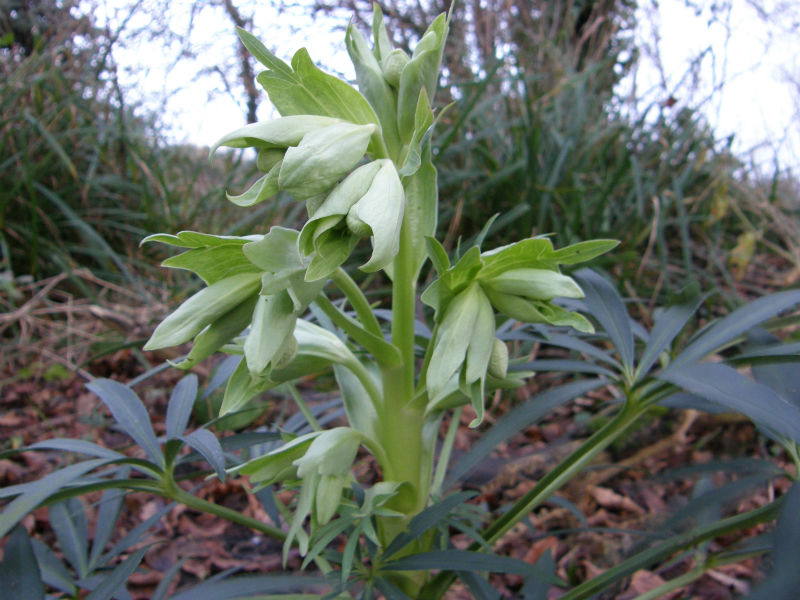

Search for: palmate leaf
xmin=85 ymin=379 xmax=164 ymax=468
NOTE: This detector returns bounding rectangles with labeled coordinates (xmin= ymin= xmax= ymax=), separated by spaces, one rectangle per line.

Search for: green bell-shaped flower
xmin=299 ymin=159 xmax=404 ymax=280
xmin=283 ymin=427 xmax=364 ymax=557
xmin=210 ymin=117 xmax=375 ymax=206
xmin=426 ymin=282 xmax=496 ymax=425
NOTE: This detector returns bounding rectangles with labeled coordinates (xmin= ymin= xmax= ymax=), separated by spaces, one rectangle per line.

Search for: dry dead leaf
xmin=588 ymin=486 xmax=644 ymax=514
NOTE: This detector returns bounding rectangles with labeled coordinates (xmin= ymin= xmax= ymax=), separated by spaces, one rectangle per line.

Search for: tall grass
xmin=0 ymin=18 xmax=274 ymax=293
xmin=432 ymin=24 xmax=799 ymax=304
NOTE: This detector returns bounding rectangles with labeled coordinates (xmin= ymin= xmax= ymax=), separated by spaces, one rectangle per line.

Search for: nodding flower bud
xmin=273 ymin=334 xmax=298 ymax=369
xmin=293 ymin=427 xmax=363 ymax=526
xmin=488 ymin=338 xmax=509 ymax=379
xmin=299 ymin=159 xmax=404 ymax=280
xmin=381 ymin=48 xmax=410 ymax=87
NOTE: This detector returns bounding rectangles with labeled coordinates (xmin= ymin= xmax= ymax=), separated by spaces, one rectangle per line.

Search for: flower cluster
xmin=422 ymin=237 xmax=616 ymax=423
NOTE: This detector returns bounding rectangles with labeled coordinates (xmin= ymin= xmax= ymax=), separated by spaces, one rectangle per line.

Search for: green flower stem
xmin=332 ymin=267 xmax=383 ymax=336
xmin=628 ymin=549 xmax=766 ymax=600
xmin=342 ymin=356 xmax=384 ymax=410
xmin=481 ymin=399 xmax=649 ymax=545
xmin=287 ymin=382 xmax=322 ymax=431
xmin=315 ymin=294 xmax=401 ymax=366
xmin=560 ymin=501 xmax=780 ymax=600
xmin=378 ymin=212 xmax=428 ymax=532
xmin=431 ymin=407 xmax=463 ymax=497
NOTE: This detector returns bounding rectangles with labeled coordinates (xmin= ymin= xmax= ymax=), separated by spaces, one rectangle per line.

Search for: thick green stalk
xmin=379 ymin=213 xmax=427 ymax=521
xmin=170 ymin=485 xmax=288 ymax=543
xmin=332 ymin=267 xmax=383 ymax=336
xmin=390 ymin=213 xmax=417 ymax=396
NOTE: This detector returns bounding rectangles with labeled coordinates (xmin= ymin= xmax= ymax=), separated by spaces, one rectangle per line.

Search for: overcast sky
xmin=100 ymin=0 xmax=799 ymax=173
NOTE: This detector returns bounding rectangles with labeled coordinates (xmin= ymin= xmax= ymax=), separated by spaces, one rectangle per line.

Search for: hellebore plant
xmin=138 ymin=5 xmax=613 ymax=589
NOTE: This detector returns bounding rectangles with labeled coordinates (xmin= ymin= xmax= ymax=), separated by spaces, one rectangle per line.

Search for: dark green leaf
xmin=49 ymin=499 xmax=89 ymax=578
xmin=445 ymin=379 xmax=607 ymax=487
xmin=27 ymin=439 xmax=123 ymax=460
xmin=0 ymin=526 xmax=45 ymax=600
xmin=749 ymin=484 xmax=800 ymax=599
xmin=180 ymin=429 xmax=227 ymax=481
xmin=382 ymin=492 xmax=476 ymax=559
xmin=166 ymin=374 xmax=198 ymax=439
xmin=518 ymin=359 xmax=614 ymax=377
xmin=385 ymin=550 xmax=535 ymax=576
xmin=374 ymin=577 xmax=413 ymax=600
xmin=526 ymin=330 xmax=621 ymax=369
xmin=0 ymin=458 xmax=111 ymax=538
xmin=168 ymin=574 xmax=328 ymax=600
xmin=150 ymin=559 xmax=183 ymax=600
xmin=635 ymin=297 xmax=703 ymax=379
xmin=574 ymin=269 xmax=634 ymax=373
xmin=673 ymin=289 xmax=800 ymax=368
xmin=659 ymin=362 xmax=800 ymax=443
xmin=89 ymin=479 xmax=128 ymax=568
xmin=31 ymin=538 xmax=76 ymax=595
xmin=99 ymin=502 xmax=176 ymax=567
xmin=85 ymin=547 xmax=146 ymax=600
xmin=458 ymin=571 xmax=500 ymax=600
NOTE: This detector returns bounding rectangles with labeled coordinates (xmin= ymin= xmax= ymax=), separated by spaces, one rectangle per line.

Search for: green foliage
xmin=0 ymin=3 xmax=263 ymax=285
